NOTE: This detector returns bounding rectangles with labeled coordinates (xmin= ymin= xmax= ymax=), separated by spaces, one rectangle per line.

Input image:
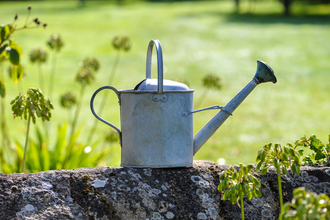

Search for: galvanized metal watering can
xmin=90 ymin=39 xmax=277 ymax=168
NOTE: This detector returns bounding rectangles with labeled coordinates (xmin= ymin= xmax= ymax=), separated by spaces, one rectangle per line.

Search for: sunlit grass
xmin=1 ymin=0 xmax=330 ymax=166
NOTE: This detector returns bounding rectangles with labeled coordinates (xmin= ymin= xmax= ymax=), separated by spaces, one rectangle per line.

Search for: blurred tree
xmin=278 ymin=0 xmax=294 ymax=16
xmin=235 ymin=0 xmax=240 ymax=12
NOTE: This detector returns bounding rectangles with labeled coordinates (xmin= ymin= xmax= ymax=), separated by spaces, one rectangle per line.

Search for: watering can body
xmin=120 ymin=90 xmax=194 ymax=167
xmin=90 ymin=39 xmax=277 ymax=168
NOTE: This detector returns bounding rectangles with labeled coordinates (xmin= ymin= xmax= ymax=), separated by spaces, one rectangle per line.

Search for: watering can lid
xmin=134 ymin=78 xmax=190 ymax=91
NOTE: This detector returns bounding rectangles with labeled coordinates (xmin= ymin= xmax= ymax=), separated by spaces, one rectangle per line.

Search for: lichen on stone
xmin=91 ymin=179 xmax=107 ymax=188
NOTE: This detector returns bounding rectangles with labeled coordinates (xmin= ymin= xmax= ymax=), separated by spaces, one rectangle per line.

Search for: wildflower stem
xmin=277 ymin=168 xmax=284 ymax=213
xmin=22 ymin=114 xmax=31 ymax=173
xmin=48 ymin=50 xmax=57 ymax=100
xmin=38 ymin=63 xmax=44 ymax=92
xmin=323 ymin=146 xmax=330 ymax=165
xmin=240 ymin=191 xmax=245 ymax=220
xmin=194 ymin=89 xmax=208 ymax=108
xmin=63 ymin=85 xmax=85 ymax=167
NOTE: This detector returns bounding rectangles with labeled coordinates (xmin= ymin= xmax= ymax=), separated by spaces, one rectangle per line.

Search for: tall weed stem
xmin=48 ymin=51 xmax=57 ymax=100
xmin=277 ymin=168 xmax=283 ymax=213
xmin=64 ymin=85 xmax=86 ymax=167
xmin=38 ymin=63 xmax=44 ymax=92
xmin=22 ymin=114 xmax=31 ymax=173
xmin=240 ymin=191 xmax=245 ymax=220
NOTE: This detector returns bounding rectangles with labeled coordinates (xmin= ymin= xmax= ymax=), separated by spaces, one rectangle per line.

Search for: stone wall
xmin=0 ymin=160 xmax=329 ymax=220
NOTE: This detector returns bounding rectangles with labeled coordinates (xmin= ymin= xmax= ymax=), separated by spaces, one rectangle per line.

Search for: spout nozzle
xmin=254 ymin=60 xmax=277 ymax=84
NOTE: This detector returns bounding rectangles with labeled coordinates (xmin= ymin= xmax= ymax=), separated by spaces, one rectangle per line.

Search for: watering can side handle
xmin=90 ymin=86 xmax=122 ymax=145
xmin=146 ymin=39 xmax=163 ymax=94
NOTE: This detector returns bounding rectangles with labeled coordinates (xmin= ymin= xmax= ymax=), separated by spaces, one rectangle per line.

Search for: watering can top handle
xmin=146 ymin=39 xmax=163 ymax=94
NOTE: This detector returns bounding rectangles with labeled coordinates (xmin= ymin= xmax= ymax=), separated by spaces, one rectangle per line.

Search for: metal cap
xmin=135 ymin=78 xmax=190 ymax=91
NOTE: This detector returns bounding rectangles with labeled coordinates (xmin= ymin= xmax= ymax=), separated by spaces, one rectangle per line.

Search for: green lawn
xmin=1 ymin=0 xmax=330 ymax=167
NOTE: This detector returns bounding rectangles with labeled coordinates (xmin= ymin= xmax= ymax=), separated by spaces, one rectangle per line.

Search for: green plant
xmin=256 ymin=143 xmax=301 ymax=213
xmin=295 ymin=134 xmax=330 ymax=166
xmin=279 ymin=187 xmax=330 ymax=220
xmin=86 ymin=36 xmax=131 ymax=145
xmin=10 ymin=87 xmax=53 ymax=172
xmin=11 ymin=122 xmax=114 ymax=172
xmin=0 ymin=8 xmax=46 ymax=173
xmin=29 ymin=47 xmax=48 ymax=91
xmin=218 ymin=163 xmax=262 ymax=220
xmin=195 ymin=73 xmax=221 ymax=108
xmin=1 ymin=7 xmax=46 ymax=82
xmin=63 ymin=57 xmax=100 ymax=167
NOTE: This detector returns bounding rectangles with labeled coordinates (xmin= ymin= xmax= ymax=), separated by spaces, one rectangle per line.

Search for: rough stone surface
xmin=0 ymin=160 xmax=329 ymax=220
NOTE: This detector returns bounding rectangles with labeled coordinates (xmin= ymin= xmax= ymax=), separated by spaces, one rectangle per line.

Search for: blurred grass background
xmin=1 ymin=0 xmax=330 ymax=167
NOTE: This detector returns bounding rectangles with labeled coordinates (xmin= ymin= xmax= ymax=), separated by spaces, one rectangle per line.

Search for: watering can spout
xmin=193 ymin=60 xmax=277 ymax=155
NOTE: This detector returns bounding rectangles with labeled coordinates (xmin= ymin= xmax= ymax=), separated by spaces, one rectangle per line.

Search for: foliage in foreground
xmin=0 ymin=8 xmax=127 ymax=174
xmin=296 ymin=134 xmax=330 ymax=166
xmin=218 ymin=163 xmax=262 ymax=220
xmin=11 ymin=88 xmax=53 ymax=172
xmin=280 ymin=187 xmax=330 ymax=220
xmin=256 ymin=142 xmax=302 ymax=213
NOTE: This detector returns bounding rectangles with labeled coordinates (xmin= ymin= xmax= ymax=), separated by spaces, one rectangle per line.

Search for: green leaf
xmin=289 ymin=148 xmax=296 ymax=158
xmin=0 ymin=78 xmax=5 ymax=98
xmin=11 ymin=64 xmax=24 ymax=82
xmin=273 ymin=157 xmax=280 ymax=169
xmin=282 ymin=165 xmax=288 ymax=174
xmin=247 ymin=173 xmax=253 ymax=182
xmin=255 ymin=161 xmax=262 ymax=171
xmin=315 ymin=152 xmax=325 ymax=160
xmin=243 ymin=166 xmax=248 ymax=175
xmin=253 ymin=177 xmax=261 ymax=188
xmin=295 ymin=163 xmax=301 ymax=175
xmin=230 ymin=193 xmax=237 ymax=205
xmin=232 ymin=171 xmax=238 ymax=180
xmin=282 ymin=152 xmax=289 ymax=162
xmin=9 ymin=48 xmax=20 ymax=65
xmin=255 ymin=188 xmax=262 ymax=197
xmin=243 ymin=183 xmax=249 ymax=194
xmin=224 ymin=189 xmax=231 ymax=200
xmin=0 ymin=25 xmax=6 ymax=42
xmin=247 ymin=191 xmax=253 ymax=200
xmin=260 ymin=167 xmax=268 ymax=175
xmin=219 ymin=178 xmax=227 ymax=191
xmin=291 ymin=163 xmax=297 ymax=174
xmin=0 ymin=44 xmax=8 ymax=55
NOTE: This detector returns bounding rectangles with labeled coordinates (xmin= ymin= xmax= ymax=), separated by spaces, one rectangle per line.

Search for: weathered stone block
xmin=0 ymin=161 xmax=329 ymax=219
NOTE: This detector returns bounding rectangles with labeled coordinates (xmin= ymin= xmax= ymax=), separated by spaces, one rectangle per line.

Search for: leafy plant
xmin=0 ymin=8 xmax=46 ymax=173
xmin=256 ymin=143 xmax=302 ymax=213
xmin=280 ymin=187 xmax=330 ymax=220
xmin=11 ymin=122 xmax=115 ymax=172
xmin=86 ymin=36 xmax=131 ymax=145
xmin=1 ymin=6 xmax=46 ymax=82
xmin=10 ymin=88 xmax=53 ymax=172
xmin=218 ymin=163 xmax=262 ymax=220
xmin=295 ymin=134 xmax=330 ymax=166
xmin=195 ymin=73 xmax=222 ymax=108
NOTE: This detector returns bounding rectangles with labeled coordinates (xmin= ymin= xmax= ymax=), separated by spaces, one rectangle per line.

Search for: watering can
xmin=90 ymin=39 xmax=277 ymax=168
